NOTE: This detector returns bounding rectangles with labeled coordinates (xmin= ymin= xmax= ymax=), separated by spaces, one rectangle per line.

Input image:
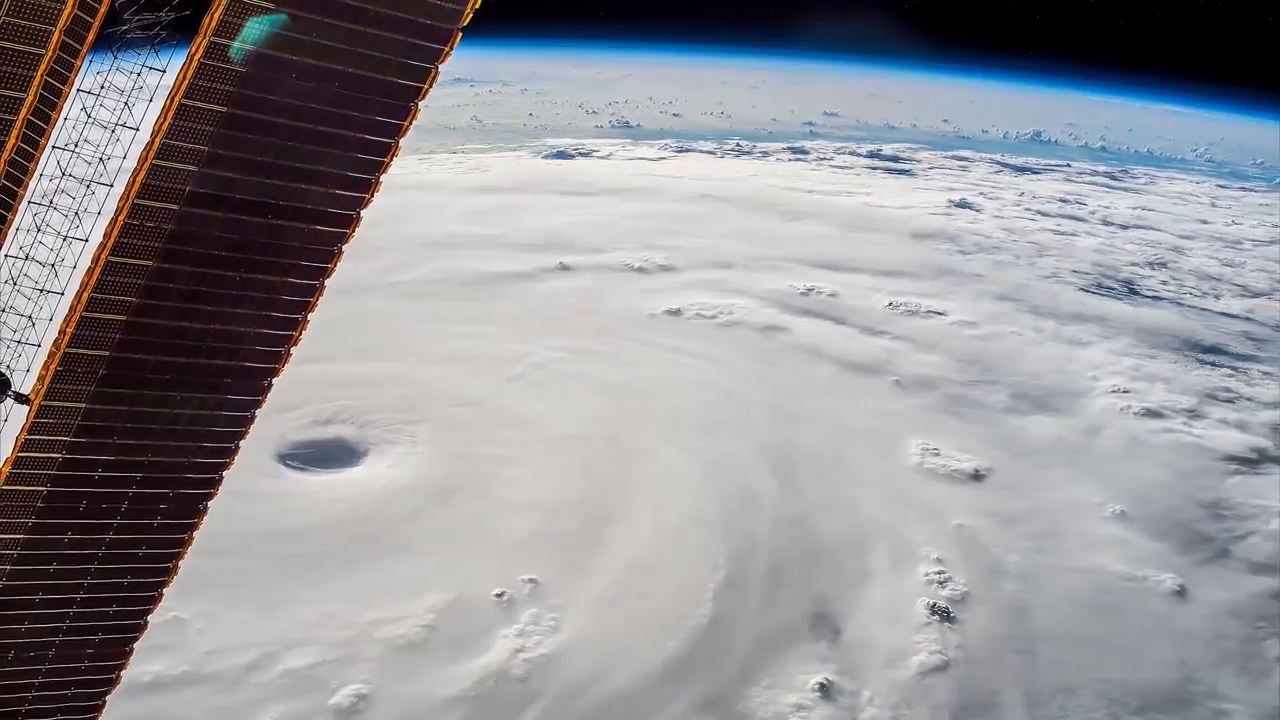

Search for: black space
xmin=111 ymin=0 xmax=1275 ymax=107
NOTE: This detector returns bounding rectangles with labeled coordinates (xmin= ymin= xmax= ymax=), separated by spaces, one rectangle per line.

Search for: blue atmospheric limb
xmin=229 ymin=12 xmax=289 ymax=64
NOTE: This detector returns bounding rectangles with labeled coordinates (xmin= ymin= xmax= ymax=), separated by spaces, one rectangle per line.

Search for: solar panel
xmin=0 ymin=0 xmax=109 ymax=245
xmin=0 ymin=0 xmax=481 ymax=717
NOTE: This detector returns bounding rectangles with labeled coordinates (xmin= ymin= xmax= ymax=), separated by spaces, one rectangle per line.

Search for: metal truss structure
xmin=0 ymin=0 xmax=186 ymax=425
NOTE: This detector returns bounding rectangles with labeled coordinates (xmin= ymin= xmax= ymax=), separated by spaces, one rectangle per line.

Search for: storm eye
xmin=275 ymin=436 xmax=369 ymax=473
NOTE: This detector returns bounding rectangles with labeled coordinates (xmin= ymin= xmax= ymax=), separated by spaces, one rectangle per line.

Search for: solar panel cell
xmin=0 ymin=19 xmax=56 ymax=48
xmin=141 ymin=263 xmax=324 ymax=300
xmin=112 ymin=321 xmax=294 ymax=353
xmin=2 ymin=503 xmax=208 ymax=524
xmin=2 ymin=487 xmax=215 ymax=510
xmin=111 ymin=299 xmax=310 ymax=334
xmin=179 ymin=188 xmax=358 ymax=230
xmin=4 ymin=1 xmax=66 ymax=27
xmin=0 ymin=693 xmax=111 ymax=713
xmin=58 ymin=418 xmax=249 ymax=443
xmin=0 ymin=47 xmax=44 ymax=76
xmin=14 ymin=456 xmax=221 ymax=476
xmin=274 ymin=0 xmax=465 ymax=44
xmin=225 ymin=66 xmax=413 ymax=122
xmin=150 ymin=235 xmax=361 ymax=274
xmin=238 ymin=50 xmax=428 ymax=103
xmin=276 ymin=13 xmax=456 ymax=66
xmin=171 ymin=206 xmax=351 ymax=248
xmin=1 ymin=649 xmax=130 ymax=677
xmin=263 ymin=32 xmax=443 ymax=85
xmin=6 ymin=534 xmax=190 ymax=555
xmin=196 ymin=144 xmax=382 ymax=193
xmin=0 ymin=674 xmax=119 ymax=694
xmin=132 ymin=289 xmax=313 ymax=322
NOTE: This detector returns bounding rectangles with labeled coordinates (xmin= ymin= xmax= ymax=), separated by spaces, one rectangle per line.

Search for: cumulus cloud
xmin=414 ymin=46 xmax=1279 ymax=184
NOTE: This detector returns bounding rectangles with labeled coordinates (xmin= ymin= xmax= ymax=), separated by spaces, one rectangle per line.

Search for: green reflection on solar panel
xmin=230 ymin=12 xmax=289 ymax=63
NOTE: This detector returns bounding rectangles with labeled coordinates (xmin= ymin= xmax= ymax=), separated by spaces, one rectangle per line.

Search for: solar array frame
xmin=0 ymin=0 xmax=481 ymax=717
xmin=0 ymin=0 xmax=109 ymax=244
